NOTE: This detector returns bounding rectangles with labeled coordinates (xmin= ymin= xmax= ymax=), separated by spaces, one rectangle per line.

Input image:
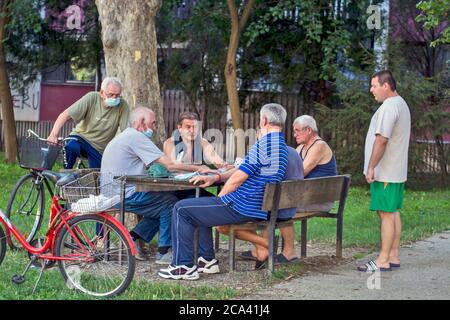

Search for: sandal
xmin=275 ymin=253 xmax=299 ymax=265
xmin=238 ymin=250 xmax=257 ymax=261
xmin=254 ymin=259 xmax=267 ymax=270
xmin=357 ymin=260 xmax=391 ymax=272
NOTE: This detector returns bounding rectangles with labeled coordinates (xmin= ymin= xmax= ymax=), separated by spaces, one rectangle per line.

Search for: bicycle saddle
xmin=42 ymin=171 xmax=79 ymax=186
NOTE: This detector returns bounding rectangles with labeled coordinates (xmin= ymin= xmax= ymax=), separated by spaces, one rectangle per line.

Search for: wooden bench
xmin=225 ymin=175 xmax=351 ymax=273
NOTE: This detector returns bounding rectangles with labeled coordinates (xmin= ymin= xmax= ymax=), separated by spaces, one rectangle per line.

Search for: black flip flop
xmin=238 ymin=250 xmax=257 ymax=261
xmin=275 ymin=253 xmax=299 ymax=265
xmin=254 ymin=259 xmax=267 ymax=270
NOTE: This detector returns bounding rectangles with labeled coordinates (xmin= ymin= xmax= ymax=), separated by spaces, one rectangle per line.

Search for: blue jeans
xmin=64 ymin=135 xmax=102 ymax=169
xmin=171 ymin=197 xmax=257 ymax=266
xmin=124 ymin=191 xmax=178 ymax=247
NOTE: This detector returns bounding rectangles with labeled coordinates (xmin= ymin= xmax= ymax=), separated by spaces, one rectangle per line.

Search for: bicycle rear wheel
xmin=0 ymin=225 xmax=6 ymax=266
xmin=6 ymin=173 xmax=45 ymax=250
xmin=55 ymin=214 xmax=135 ymax=298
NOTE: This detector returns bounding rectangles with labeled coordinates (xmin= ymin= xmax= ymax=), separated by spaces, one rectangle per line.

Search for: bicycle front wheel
xmin=0 ymin=225 xmax=6 ymax=266
xmin=6 ymin=173 xmax=45 ymax=250
xmin=55 ymin=214 xmax=135 ymax=298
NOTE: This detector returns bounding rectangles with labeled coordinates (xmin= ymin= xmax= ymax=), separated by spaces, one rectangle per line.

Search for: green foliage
xmin=313 ymin=71 xmax=373 ymax=181
xmin=416 ymin=0 xmax=450 ymax=47
xmin=242 ymin=0 xmax=379 ymax=96
xmin=4 ymin=0 xmax=45 ymax=89
xmin=5 ymin=0 xmax=102 ymax=92
xmin=156 ymin=0 xmax=229 ymax=124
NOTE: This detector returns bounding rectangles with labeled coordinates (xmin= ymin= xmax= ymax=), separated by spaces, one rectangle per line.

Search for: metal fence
xmin=0 ymin=120 xmax=76 ymax=146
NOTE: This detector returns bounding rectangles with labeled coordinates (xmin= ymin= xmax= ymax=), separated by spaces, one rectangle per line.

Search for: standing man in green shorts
xmin=359 ymin=70 xmax=411 ymax=273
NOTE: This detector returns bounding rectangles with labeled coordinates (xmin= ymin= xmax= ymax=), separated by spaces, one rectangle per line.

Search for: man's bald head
xmin=130 ymin=105 xmax=156 ymax=132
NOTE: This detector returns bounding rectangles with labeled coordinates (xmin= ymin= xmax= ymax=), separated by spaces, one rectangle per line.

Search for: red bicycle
xmin=0 ymin=171 xmax=136 ymax=298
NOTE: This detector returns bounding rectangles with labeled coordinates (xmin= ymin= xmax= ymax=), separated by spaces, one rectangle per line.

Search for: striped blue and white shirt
xmin=221 ymin=132 xmax=288 ymax=219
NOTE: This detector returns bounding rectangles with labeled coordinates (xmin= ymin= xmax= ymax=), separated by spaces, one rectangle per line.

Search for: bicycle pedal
xmin=11 ymin=275 xmax=26 ymax=285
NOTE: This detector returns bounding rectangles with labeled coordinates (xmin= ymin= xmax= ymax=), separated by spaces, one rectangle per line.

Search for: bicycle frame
xmin=0 ymin=196 xmax=136 ymax=262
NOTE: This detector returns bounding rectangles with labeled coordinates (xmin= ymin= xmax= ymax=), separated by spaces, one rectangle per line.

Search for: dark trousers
xmin=124 ymin=191 xmax=178 ymax=247
xmin=64 ymin=135 xmax=102 ymax=169
xmin=171 ymin=197 xmax=257 ymax=266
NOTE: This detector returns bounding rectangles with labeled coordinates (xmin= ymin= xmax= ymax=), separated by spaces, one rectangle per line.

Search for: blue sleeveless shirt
xmin=299 ymin=139 xmax=338 ymax=179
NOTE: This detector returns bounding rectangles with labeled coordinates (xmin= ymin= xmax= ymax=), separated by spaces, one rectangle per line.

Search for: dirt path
xmin=134 ymin=239 xmax=369 ymax=296
xmin=243 ymin=231 xmax=450 ymax=300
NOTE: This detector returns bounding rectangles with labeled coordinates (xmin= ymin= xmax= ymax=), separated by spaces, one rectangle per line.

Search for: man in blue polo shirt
xmin=158 ymin=103 xmax=289 ymax=280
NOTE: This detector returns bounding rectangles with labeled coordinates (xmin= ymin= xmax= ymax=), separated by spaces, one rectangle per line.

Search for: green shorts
xmin=370 ymin=181 xmax=405 ymax=213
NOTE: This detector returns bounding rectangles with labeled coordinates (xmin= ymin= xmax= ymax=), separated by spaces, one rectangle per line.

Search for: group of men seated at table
xmin=49 ymin=77 xmax=337 ymax=280
xmin=100 ymin=103 xmax=337 ymax=280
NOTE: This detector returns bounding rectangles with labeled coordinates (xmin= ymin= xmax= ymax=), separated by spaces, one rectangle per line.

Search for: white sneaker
xmin=155 ymin=251 xmax=173 ymax=265
xmin=197 ymin=257 xmax=220 ymax=274
xmin=158 ymin=264 xmax=199 ymax=280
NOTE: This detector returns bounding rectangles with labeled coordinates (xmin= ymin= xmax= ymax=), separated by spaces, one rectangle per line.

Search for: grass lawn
xmin=0 ymin=155 xmax=449 ymax=300
xmin=304 ymin=186 xmax=450 ymax=247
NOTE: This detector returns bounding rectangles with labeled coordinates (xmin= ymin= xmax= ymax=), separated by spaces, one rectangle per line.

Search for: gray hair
xmin=101 ymin=76 xmax=123 ymax=92
xmin=129 ymin=106 xmax=154 ymax=127
xmin=293 ymin=115 xmax=318 ymax=132
xmin=260 ymin=103 xmax=287 ymax=127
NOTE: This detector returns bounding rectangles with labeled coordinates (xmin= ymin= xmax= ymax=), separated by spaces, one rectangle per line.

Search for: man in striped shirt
xmin=158 ymin=103 xmax=289 ymax=280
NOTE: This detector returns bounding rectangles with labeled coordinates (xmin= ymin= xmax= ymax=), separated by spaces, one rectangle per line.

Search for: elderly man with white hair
xmin=158 ymin=103 xmax=289 ymax=280
xmin=47 ymin=77 xmax=130 ymax=169
xmin=293 ymin=115 xmax=337 ymax=178
xmin=101 ymin=106 xmax=210 ymax=263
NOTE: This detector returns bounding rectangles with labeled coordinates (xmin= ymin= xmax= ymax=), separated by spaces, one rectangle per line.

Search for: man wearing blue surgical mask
xmin=101 ymin=106 xmax=211 ymax=263
xmin=47 ymin=77 xmax=130 ymax=169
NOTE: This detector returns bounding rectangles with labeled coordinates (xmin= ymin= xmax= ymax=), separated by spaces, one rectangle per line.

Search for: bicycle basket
xmin=19 ymin=137 xmax=62 ymax=170
xmin=60 ymin=172 xmax=124 ymax=213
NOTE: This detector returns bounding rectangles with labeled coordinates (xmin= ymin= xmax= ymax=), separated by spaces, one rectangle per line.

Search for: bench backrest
xmin=262 ymin=175 xmax=351 ymax=212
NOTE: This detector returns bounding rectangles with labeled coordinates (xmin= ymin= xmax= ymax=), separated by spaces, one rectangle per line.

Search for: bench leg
xmin=229 ymin=227 xmax=236 ymax=272
xmin=336 ymin=215 xmax=343 ymax=258
xmin=214 ymin=228 xmax=220 ymax=251
xmin=193 ymin=227 xmax=199 ymax=264
xmin=267 ymin=227 xmax=275 ymax=273
xmin=301 ymin=220 xmax=307 ymax=258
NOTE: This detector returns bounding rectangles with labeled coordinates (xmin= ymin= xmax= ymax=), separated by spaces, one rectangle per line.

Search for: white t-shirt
xmin=101 ymin=127 xmax=164 ymax=196
xmin=364 ymin=95 xmax=411 ymax=183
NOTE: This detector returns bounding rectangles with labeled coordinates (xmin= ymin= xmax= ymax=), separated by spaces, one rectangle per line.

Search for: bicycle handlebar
xmin=26 ymin=129 xmax=70 ymax=143
xmin=27 ymin=129 xmax=47 ymax=141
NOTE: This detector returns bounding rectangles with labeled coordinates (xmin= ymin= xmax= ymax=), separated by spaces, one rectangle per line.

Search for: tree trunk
xmin=0 ymin=0 xmax=18 ymax=163
xmin=95 ymin=0 xmax=165 ymax=143
xmin=96 ymin=1 xmax=162 ymax=229
xmin=95 ymin=13 xmax=102 ymax=92
xmin=225 ymin=0 xmax=255 ymax=131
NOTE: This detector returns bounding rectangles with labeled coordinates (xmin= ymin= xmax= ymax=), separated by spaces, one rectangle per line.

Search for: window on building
xmin=42 ymin=61 xmax=95 ymax=84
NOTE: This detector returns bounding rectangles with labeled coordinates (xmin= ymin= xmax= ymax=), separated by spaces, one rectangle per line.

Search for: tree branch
xmin=239 ymin=0 xmax=255 ymax=32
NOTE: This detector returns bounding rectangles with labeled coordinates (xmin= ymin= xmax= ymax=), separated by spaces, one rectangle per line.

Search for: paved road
xmin=245 ymin=231 xmax=450 ymax=300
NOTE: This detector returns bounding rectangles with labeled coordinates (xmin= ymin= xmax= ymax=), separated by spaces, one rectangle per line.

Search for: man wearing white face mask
xmin=47 ymin=77 xmax=130 ymax=168
xmin=101 ymin=106 xmax=210 ymax=262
